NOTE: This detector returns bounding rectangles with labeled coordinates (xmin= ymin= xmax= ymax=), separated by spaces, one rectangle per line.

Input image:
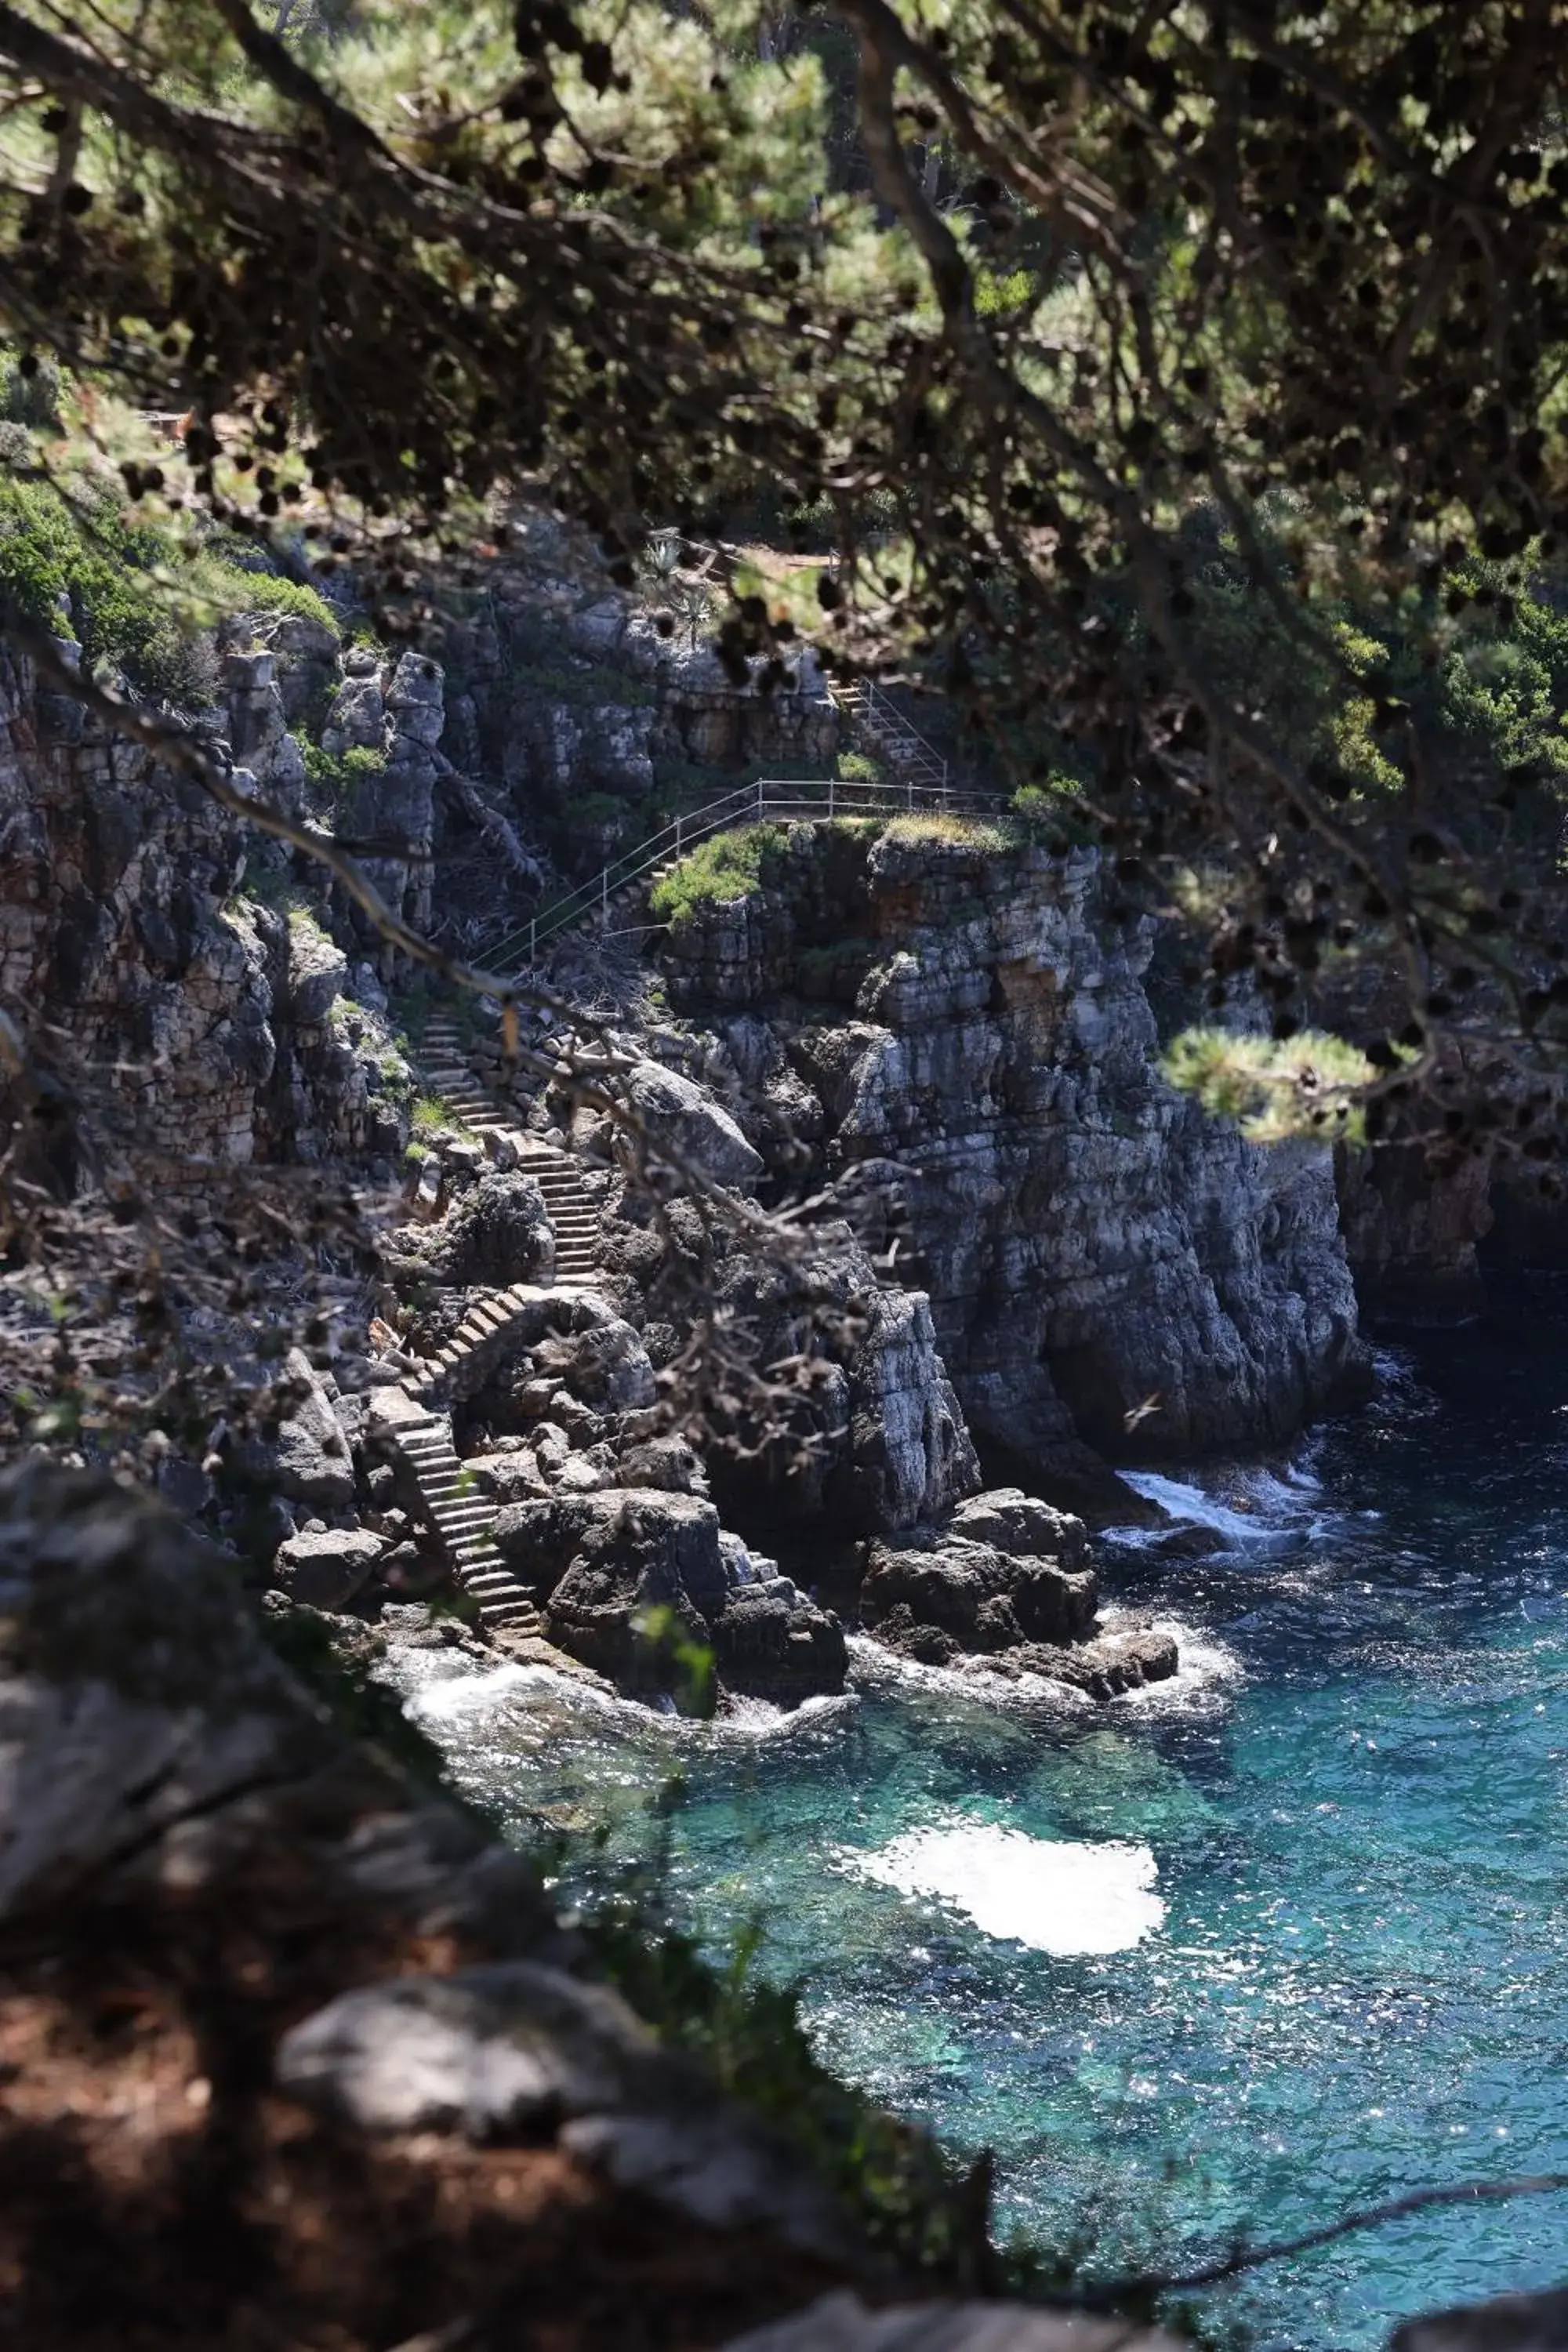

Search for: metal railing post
xmin=757 ymin=774 xmax=764 ymax=822
xmin=529 ymin=916 xmax=535 ymax=967
xmin=828 ymin=772 xmax=836 ymax=818
xmin=675 ymin=811 xmax=684 ymax=858
xmin=601 ymin=866 xmax=609 ymax=929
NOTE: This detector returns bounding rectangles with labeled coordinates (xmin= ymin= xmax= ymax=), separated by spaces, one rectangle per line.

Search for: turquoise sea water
xmin=383 ymin=1286 xmax=1568 ymax=2350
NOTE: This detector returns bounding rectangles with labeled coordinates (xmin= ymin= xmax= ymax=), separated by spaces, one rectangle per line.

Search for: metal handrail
xmin=829 ymin=677 xmax=949 ymax=790
xmin=481 ymin=771 xmax=1010 ymax=973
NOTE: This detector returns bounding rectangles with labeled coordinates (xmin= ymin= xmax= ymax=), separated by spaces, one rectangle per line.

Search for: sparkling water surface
xmin=382 ymin=1283 xmax=1568 ymax=2349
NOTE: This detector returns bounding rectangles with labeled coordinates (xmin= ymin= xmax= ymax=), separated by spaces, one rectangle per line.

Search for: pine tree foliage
xmin=1 ymin=0 xmax=1568 ymax=1175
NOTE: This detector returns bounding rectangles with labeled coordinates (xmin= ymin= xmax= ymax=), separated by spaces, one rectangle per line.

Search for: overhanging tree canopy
xmin=2 ymin=0 xmax=1568 ymax=1166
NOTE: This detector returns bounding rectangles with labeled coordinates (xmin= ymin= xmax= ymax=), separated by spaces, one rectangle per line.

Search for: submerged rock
xmin=961 ymin=1623 xmax=1180 ymax=1699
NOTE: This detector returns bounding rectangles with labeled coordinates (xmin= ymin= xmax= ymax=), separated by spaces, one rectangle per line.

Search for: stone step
xmin=477 ymin=1602 xmax=541 ymax=1627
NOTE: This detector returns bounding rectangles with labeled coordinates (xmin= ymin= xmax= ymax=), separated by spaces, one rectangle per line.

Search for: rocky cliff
xmin=658 ymin=820 xmax=1367 ymax=1498
xmin=0 ymin=632 xmax=412 ymax=1172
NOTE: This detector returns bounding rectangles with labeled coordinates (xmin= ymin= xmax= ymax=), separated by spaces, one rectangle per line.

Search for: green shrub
xmin=412 ymin=1093 xmax=482 ymax=1146
xmin=648 ymin=822 xmax=788 ymax=923
xmin=0 ymin=356 xmax=63 ymax=430
xmin=0 ymin=475 xmax=208 ymax=699
xmin=837 ymin=748 xmax=882 ymax=782
xmin=303 ymin=738 xmax=385 ymax=813
xmin=196 ymin=554 xmax=340 ymax=637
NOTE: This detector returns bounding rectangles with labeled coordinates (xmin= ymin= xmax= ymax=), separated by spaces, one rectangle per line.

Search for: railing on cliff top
xmin=481 ymin=771 xmax=1013 ymax=973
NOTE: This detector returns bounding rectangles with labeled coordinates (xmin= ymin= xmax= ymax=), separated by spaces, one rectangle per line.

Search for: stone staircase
xmin=383 ymin=1399 xmax=541 ymax=1635
xmin=407 ymin=1282 xmax=553 ymax=1407
xmin=383 ymin=1007 xmax=616 ymax=1642
xmin=416 ymin=1014 xmax=603 ymax=1282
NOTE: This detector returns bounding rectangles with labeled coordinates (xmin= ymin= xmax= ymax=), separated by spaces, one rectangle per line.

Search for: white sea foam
xmin=385 ymin=1640 xmax=855 ymax=1744
xmin=1097 ymin=1610 xmax=1245 ymax=1714
xmin=1113 ymin=1468 xmax=1314 ymax=1552
xmin=847 ymin=1616 xmax=1242 ymax=1720
xmin=845 ymin=1634 xmax=1096 ymax=1711
xmin=836 ymin=1816 xmax=1167 ymax=1954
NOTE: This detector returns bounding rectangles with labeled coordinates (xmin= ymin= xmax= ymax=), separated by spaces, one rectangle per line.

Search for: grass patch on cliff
xmin=649 ymin=822 xmax=789 ymax=924
xmin=0 ymin=472 xmax=337 ymax=702
xmin=189 ymin=550 xmax=340 ymax=639
xmin=883 ymin=811 xmax=1016 ymax=855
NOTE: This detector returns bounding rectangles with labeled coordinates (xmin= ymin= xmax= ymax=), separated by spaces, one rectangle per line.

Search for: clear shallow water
xmin=381 ymin=1286 xmax=1568 ymax=2350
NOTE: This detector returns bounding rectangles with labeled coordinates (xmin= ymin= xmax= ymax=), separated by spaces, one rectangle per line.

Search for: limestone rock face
xmin=661 ymin=825 xmax=1365 ymax=1483
xmin=0 ymin=1457 xmax=539 ymax=1929
xmin=263 ymin=1347 xmax=357 ymax=1511
xmin=1335 ymin=1136 xmax=1494 ymax=1321
xmin=278 ymin=1962 xmax=676 ymax=2137
xmin=0 ymin=644 xmax=408 ymax=1168
xmin=690 ymin=1232 xmax=980 ymax=1539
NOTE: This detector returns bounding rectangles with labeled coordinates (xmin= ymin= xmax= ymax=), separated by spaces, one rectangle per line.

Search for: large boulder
xmin=496 ymin=1489 xmax=725 ymax=1700
xmin=493 ymin=1490 xmax=846 ymax=1707
xmin=947 ymin=1488 xmax=1091 ymax=1567
xmin=404 ymin=1169 xmax=550 ymax=1289
xmin=532 ymin=1315 xmax=656 ymax=1411
xmin=265 ymin=1346 xmax=356 ymax=1510
xmin=271 ymin=1524 xmax=383 ymax=1610
xmin=860 ymin=1534 xmax=1097 ymax=1656
xmin=710 ymin=1583 xmax=848 ymax=1708
xmin=622 ymin=1059 xmax=764 ymax=1190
